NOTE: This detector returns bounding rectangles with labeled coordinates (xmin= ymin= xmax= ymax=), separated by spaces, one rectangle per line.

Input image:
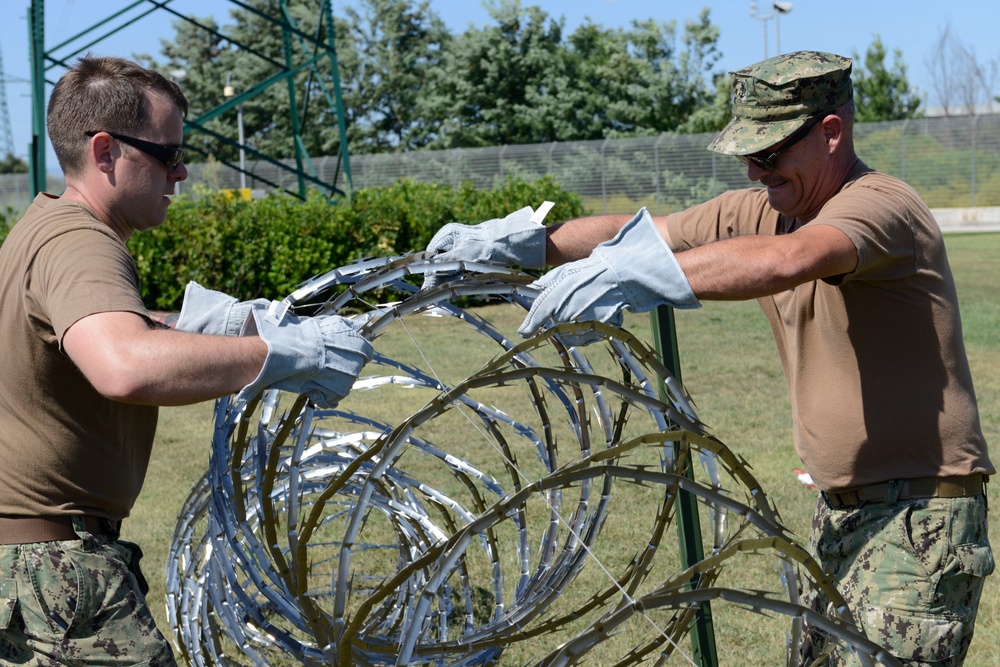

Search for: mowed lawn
xmin=126 ymin=232 xmax=1000 ymax=665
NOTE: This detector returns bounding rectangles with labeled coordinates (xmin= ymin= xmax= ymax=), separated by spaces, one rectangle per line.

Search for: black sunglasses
xmin=85 ymin=130 xmax=186 ymax=170
xmin=736 ymin=116 xmax=823 ymax=172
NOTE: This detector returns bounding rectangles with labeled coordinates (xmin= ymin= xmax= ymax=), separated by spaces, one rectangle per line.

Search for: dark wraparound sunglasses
xmin=736 ymin=116 xmax=823 ymax=172
xmin=85 ymin=130 xmax=186 ymax=170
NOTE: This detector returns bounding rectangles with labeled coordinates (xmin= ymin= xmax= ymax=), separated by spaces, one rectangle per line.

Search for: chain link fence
xmin=4 ymin=114 xmax=999 ymax=218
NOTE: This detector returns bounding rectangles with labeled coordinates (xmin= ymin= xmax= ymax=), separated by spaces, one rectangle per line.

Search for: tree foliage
xmin=144 ymin=1 xmax=925 ymax=161
xmin=851 ymin=37 xmax=922 ymax=122
xmin=143 ymin=0 xmax=730 ymax=161
xmin=0 ymin=152 xmax=29 ymax=174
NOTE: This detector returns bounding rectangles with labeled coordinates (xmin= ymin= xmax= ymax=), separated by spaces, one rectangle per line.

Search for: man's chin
xmin=766 ymin=184 xmax=794 ymax=214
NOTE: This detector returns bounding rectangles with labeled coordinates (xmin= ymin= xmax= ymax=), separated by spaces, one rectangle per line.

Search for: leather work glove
xmin=519 ymin=208 xmax=700 ymax=343
xmin=422 ymin=204 xmax=551 ymax=289
xmin=175 ymin=281 xmax=269 ymax=337
xmin=237 ymin=301 xmax=374 ymax=409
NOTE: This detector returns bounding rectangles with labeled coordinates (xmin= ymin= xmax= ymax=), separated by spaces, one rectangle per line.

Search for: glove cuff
xmin=176 ymin=282 xmax=238 ymax=336
xmin=603 ymin=208 xmax=700 ymax=311
xmin=507 ymin=221 xmax=547 ymax=269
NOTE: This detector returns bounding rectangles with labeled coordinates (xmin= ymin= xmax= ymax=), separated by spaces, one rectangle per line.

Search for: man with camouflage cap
xmin=423 ymin=51 xmax=994 ymax=664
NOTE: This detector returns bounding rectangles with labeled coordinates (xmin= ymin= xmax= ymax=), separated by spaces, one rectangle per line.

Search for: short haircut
xmin=47 ymin=55 xmax=188 ymax=176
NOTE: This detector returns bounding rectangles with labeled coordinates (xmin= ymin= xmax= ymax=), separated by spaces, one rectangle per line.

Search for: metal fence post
xmin=971 ymin=114 xmax=979 ymax=207
xmin=900 ymin=117 xmax=910 ymax=182
xmin=654 ymin=135 xmax=665 ymax=217
xmin=649 ymin=305 xmax=719 ymax=667
xmin=600 ymin=138 xmax=609 ymax=214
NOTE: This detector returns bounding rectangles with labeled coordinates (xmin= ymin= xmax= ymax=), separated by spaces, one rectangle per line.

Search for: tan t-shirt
xmin=0 ymin=193 xmax=157 ymax=520
xmin=668 ymin=161 xmax=993 ymax=490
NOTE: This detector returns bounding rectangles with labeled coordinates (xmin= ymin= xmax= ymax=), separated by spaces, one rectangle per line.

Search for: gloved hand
xmin=422 ymin=206 xmax=549 ymax=289
xmin=237 ymin=301 xmax=374 ymax=408
xmin=519 ymin=208 xmax=700 ymax=343
xmin=175 ymin=281 xmax=269 ymax=337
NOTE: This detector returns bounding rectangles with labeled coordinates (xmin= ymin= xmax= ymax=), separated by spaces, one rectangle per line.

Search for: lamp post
xmin=223 ymin=73 xmax=247 ymax=190
xmin=750 ymin=2 xmax=793 ymax=59
xmin=773 ymin=2 xmax=793 ymax=56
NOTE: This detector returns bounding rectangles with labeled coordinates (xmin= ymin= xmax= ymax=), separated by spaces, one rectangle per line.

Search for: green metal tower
xmin=0 ymin=46 xmax=15 ymax=159
xmin=28 ymin=0 xmax=352 ymax=200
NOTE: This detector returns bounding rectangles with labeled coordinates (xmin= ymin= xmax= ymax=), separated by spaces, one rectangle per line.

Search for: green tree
xmin=418 ymin=2 xmax=724 ymax=147
xmin=145 ymin=0 xmax=448 ymax=162
xmin=417 ymin=1 xmax=569 ymax=148
xmin=852 ymin=37 xmax=922 ymax=122
xmin=336 ymin=0 xmax=451 ymax=153
xmin=678 ymin=70 xmax=731 ymax=134
xmin=564 ymin=9 xmax=722 ymax=138
xmin=0 ymin=152 xmax=29 ymax=174
xmin=145 ymin=0 xmax=725 ymax=157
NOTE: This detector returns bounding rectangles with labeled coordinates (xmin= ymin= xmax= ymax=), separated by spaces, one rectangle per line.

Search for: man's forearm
xmin=545 ymin=215 xmax=633 ymax=266
xmin=64 ymin=310 xmax=268 ymax=406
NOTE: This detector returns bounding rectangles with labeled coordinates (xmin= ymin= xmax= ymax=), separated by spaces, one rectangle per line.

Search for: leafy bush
xmin=128 ymin=177 xmax=585 ymax=310
xmin=0 ymin=205 xmax=17 ymax=244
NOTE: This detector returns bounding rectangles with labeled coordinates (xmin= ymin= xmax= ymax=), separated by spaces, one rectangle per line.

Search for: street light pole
xmin=223 ymin=73 xmax=247 ymax=190
xmin=773 ymin=2 xmax=793 ymax=56
xmin=749 ymin=3 xmax=772 ymax=59
xmin=750 ymin=2 xmax=793 ymax=59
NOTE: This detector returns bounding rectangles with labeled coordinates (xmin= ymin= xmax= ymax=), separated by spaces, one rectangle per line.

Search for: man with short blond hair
xmin=0 ymin=55 xmax=372 ymax=664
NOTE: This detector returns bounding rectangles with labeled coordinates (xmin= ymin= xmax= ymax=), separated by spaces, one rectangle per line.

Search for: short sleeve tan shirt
xmin=667 ymin=162 xmax=992 ymax=490
xmin=0 ymin=194 xmax=157 ymax=520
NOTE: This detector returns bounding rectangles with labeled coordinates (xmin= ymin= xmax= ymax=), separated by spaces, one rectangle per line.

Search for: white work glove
xmin=519 ymin=208 xmax=700 ymax=343
xmin=237 ymin=302 xmax=374 ymax=408
xmin=175 ymin=281 xmax=269 ymax=337
xmin=422 ymin=206 xmax=549 ymax=289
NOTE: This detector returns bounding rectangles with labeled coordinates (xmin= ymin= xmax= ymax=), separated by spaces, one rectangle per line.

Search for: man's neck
xmin=59 ymin=183 xmax=133 ymax=244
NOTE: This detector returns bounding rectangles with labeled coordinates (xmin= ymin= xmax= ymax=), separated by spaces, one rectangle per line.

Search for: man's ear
xmin=90 ymin=132 xmax=117 ymax=173
xmin=821 ymin=114 xmax=845 ymax=152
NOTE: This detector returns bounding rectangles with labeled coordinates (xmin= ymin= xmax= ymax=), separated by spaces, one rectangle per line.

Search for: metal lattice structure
xmin=165 ymin=256 xmax=902 ymax=666
xmin=27 ymin=0 xmax=351 ymax=200
xmin=0 ymin=45 xmax=15 ymax=158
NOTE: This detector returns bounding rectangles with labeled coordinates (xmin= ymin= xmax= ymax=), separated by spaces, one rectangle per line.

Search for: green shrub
xmin=0 ymin=205 xmax=18 ymax=244
xmin=128 ymin=177 xmax=585 ymax=310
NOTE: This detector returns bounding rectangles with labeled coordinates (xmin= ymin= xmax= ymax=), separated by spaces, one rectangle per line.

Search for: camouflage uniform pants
xmin=802 ymin=482 xmax=993 ymax=666
xmin=0 ymin=522 xmax=175 ymax=666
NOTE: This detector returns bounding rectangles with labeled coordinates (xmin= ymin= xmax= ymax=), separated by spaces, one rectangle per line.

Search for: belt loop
xmin=71 ymin=516 xmax=90 ymax=545
xmin=885 ymin=479 xmax=904 ymax=504
xmin=71 ymin=516 xmax=98 ymax=547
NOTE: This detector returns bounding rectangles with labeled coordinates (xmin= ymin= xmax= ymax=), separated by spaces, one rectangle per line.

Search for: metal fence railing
xmin=3 ymin=113 xmax=999 ymax=218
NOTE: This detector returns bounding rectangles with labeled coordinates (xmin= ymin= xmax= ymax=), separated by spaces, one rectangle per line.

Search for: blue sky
xmin=2 ymin=0 xmax=997 ymax=173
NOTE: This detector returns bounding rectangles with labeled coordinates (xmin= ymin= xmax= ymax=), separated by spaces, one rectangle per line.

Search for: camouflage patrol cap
xmin=708 ymin=51 xmax=853 ymax=156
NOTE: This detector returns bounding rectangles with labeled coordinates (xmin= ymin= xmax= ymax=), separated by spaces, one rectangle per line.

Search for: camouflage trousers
xmin=802 ymin=485 xmax=993 ymax=666
xmin=0 ymin=520 xmax=176 ymax=666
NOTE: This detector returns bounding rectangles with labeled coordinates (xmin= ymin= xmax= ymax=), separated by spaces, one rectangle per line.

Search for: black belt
xmin=0 ymin=515 xmax=121 ymax=544
xmin=823 ymin=474 xmax=987 ymax=509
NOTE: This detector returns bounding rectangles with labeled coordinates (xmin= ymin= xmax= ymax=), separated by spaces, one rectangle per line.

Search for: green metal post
xmin=279 ymin=0 xmax=307 ymax=200
xmin=649 ymin=304 xmax=718 ymax=667
xmin=29 ymin=0 xmax=47 ymax=195
xmin=322 ymin=0 xmax=352 ymax=197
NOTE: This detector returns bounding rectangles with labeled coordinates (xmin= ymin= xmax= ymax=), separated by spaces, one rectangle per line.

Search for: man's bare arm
xmin=544 ymin=215 xmax=634 ymax=265
xmin=63 ymin=310 xmax=267 ymax=406
xmin=675 ymin=224 xmax=858 ymax=300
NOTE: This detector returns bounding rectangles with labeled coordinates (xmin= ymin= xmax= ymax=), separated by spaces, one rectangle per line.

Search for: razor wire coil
xmin=166 ymin=255 xmax=900 ymax=667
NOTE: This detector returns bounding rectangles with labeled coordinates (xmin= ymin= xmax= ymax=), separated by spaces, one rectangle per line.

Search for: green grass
xmin=126 ymin=232 xmax=1000 ymax=665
